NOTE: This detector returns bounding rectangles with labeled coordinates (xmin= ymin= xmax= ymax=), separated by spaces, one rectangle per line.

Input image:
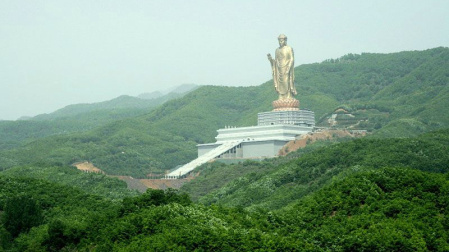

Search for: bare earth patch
xmin=278 ymin=129 xmax=366 ymax=156
xmin=73 ymin=161 xmax=105 ymax=174
xmin=72 ymin=161 xmax=200 ymax=191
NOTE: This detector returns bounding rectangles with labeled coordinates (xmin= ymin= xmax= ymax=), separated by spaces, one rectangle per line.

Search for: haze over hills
xmin=0 ymin=48 xmax=448 ymax=178
xmin=137 ymin=83 xmax=199 ymax=100
xmin=31 ymin=83 xmax=199 ymax=121
xmin=0 ymin=84 xmax=198 ymax=150
xmin=1 ymin=48 xmax=449 ymax=251
xmin=1 ymin=0 xmax=449 ymax=248
xmin=137 ymin=91 xmax=163 ymax=100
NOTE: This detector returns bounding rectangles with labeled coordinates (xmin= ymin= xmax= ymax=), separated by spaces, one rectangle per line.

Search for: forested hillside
xmin=0 ymin=85 xmax=196 ymax=150
xmin=1 ymin=164 xmax=139 ymax=200
xmin=0 ymin=48 xmax=447 ymax=177
xmin=184 ymin=129 xmax=449 ymax=210
xmin=1 ymin=129 xmax=448 ymax=251
xmin=1 ymin=48 xmax=448 ymax=248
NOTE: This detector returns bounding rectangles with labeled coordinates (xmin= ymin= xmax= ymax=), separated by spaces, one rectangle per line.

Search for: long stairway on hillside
xmin=165 ymin=140 xmax=242 ymax=179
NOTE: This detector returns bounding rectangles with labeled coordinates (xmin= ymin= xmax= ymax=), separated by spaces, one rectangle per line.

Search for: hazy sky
xmin=1 ymin=0 xmax=448 ymax=120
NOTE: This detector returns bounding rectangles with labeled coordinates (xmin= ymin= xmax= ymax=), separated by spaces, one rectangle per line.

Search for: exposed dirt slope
xmin=73 ymin=161 xmax=105 ymax=174
xmin=278 ymin=129 xmax=366 ymax=156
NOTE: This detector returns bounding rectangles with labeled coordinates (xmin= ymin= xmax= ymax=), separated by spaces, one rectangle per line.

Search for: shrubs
xmin=1 ymin=130 xmax=448 ymax=251
xmin=120 ymin=188 xmax=191 ymax=215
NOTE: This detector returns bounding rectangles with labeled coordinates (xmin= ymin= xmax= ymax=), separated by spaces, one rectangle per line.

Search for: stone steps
xmin=165 ymin=140 xmax=242 ymax=179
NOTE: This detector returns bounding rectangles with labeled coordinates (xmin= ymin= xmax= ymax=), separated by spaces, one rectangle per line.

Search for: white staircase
xmin=165 ymin=140 xmax=242 ymax=179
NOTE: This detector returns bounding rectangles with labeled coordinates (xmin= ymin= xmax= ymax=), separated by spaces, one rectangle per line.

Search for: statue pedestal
xmin=272 ymin=98 xmax=300 ymax=111
xmin=257 ymin=109 xmax=315 ymax=127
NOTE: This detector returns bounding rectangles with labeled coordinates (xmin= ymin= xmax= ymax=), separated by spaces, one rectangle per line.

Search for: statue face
xmin=278 ymin=38 xmax=286 ymax=47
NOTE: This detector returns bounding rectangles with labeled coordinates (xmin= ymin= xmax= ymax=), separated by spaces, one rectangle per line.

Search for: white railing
xmin=165 ymin=140 xmax=242 ymax=179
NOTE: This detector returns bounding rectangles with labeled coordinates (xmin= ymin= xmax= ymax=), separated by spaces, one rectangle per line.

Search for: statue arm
xmin=267 ymin=53 xmax=274 ymax=66
xmin=267 ymin=53 xmax=277 ymax=91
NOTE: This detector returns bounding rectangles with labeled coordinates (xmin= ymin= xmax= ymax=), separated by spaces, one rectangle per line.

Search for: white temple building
xmin=165 ymin=109 xmax=315 ymax=179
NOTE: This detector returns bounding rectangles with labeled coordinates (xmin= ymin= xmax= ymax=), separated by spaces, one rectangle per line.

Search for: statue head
xmin=278 ymin=34 xmax=287 ymax=40
xmin=278 ymin=34 xmax=287 ymax=47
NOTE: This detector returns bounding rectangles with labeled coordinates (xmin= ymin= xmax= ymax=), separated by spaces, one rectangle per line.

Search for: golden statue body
xmin=267 ymin=34 xmax=299 ymax=111
xmin=267 ymin=34 xmax=297 ymax=100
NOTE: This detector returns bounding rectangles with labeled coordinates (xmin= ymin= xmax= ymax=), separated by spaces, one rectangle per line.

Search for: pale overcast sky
xmin=1 ymin=0 xmax=448 ymax=120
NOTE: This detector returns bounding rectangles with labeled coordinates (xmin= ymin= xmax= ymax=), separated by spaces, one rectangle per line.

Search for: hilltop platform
xmin=258 ymin=109 xmax=315 ymax=127
xmin=197 ymin=122 xmax=313 ymax=159
xmin=165 ymin=107 xmax=315 ymax=178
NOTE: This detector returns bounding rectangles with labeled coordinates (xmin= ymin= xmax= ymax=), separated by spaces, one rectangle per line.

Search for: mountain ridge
xmin=0 ymin=47 xmax=447 ymax=177
xmin=0 ymin=84 xmax=198 ymax=150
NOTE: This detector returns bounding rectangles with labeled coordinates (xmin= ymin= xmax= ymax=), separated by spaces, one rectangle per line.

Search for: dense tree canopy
xmin=0 ymin=129 xmax=448 ymax=251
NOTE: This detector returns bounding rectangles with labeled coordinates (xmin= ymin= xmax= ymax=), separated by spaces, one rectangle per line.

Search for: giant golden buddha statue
xmin=267 ymin=34 xmax=299 ymax=111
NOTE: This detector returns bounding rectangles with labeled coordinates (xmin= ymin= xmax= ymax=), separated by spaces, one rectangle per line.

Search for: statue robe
xmin=272 ymin=45 xmax=296 ymax=99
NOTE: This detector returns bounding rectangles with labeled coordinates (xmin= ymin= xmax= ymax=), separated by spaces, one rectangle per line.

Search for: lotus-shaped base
xmin=272 ymin=98 xmax=300 ymax=111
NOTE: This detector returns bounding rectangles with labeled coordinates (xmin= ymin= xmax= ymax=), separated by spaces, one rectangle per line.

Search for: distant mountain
xmin=1 ymin=49 xmax=448 ymax=251
xmin=138 ymin=84 xmax=198 ymax=99
xmin=166 ymin=83 xmax=198 ymax=94
xmin=0 ymin=84 xmax=198 ymax=150
xmin=34 ymin=96 xmax=163 ymax=121
xmin=31 ymin=84 xmax=199 ymax=121
xmin=137 ymin=91 xmax=164 ymax=100
xmin=0 ymin=48 xmax=447 ymax=177
xmin=31 ymin=95 xmax=150 ymax=120
xmin=17 ymin=116 xmax=32 ymax=121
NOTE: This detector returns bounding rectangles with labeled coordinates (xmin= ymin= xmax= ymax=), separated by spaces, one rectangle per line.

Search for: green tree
xmin=46 ymin=219 xmax=65 ymax=251
xmin=1 ymin=194 xmax=43 ymax=238
xmin=120 ymin=188 xmax=191 ymax=215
